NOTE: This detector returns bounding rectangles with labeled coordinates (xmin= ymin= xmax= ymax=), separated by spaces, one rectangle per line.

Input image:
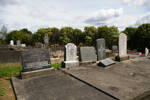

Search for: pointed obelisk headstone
xmin=117 ymin=33 xmax=129 ymax=61
xmin=44 ymin=34 xmax=49 ymax=48
xmin=63 ymin=43 xmax=79 ymax=68
xmin=96 ymin=38 xmax=106 ymax=60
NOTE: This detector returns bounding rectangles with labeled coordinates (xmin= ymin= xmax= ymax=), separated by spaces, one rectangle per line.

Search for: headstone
xmin=63 ymin=43 xmax=79 ymax=68
xmin=44 ymin=34 xmax=49 ymax=48
xmin=79 ymin=47 xmax=97 ymax=62
xmin=112 ymin=45 xmax=118 ymax=53
xmin=10 ymin=40 xmax=14 ymax=46
xmin=96 ymin=38 xmax=106 ymax=60
xmin=145 ymin=48 xmax=149 ymax=56
xmin=21 ymin=44 xmax=26 ymax=47
xmin=117 ymin=33 xmax=129 ymax=61
xmin=17 ymin=40 xmax=21 ymax=47
xmin=21 ymin=48 xmax=51 ymax=72
xmin=98 ymin=58 xmax=115 ymax=67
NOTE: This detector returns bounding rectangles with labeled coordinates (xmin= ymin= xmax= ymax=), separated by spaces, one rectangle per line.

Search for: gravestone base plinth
xmin=21 ymin=68 xmax=54 ymax=79
xmin=115 ymin=55 xmax=129 ymax=61
xmin=63 ymin=61 xmax=79 ymax=68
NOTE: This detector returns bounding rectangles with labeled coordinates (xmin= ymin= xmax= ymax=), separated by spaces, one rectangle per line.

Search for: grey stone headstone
xmin=17 ymin=40 xmax=21 ymax=47
xmin=98 ymin=58 xmax=115 ymax=67
xmin=112 ymin=45 xmax=118 ymax=53
xmin=44 ymin=34 xmax=49 ymax=48
xmin=63 ymin=43 xmax=79 ymax=68
xmin=96 ymin=38 xmax=106 ymax=60
xmin=21 ymin=48 xmax=51 ymax=72
xmin=79 ymin=47 xmax=97 ymax=62
xmin=119 ymin=33 xmax=128 ymax=57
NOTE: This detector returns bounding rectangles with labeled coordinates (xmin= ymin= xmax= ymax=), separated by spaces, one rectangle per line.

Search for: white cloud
xmin=133 ymin=13 xmax=150 ymax=27
xmin=84 ymin=8 xmax=123 ymax=25
xmin=0 ymin=0 xmax=86 ymax=32
xmin=123 ymin=0 xmax=150 ymax=7
xmin=123 ymin=0 xmax=131 ymax=4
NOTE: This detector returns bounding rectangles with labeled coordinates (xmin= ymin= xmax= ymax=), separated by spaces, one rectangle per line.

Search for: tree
xmin=32 ymin=28 xmax=53 ymax=44
xmin=59 ymin=27 xmax=73 ymax=44
xmin=0 ymin=25 xmax=7 ymax=40
xmin=5 ymin=28 xmax=32 ymax=45
xmin=72 ymin=29 xmax=83 ymax=45
xmin=97 ymin=26 xmax=119 ymax=48
xmin=84 ymin=26 xmax=97 ymax=45
xmin=134 ymin=23 xmax=150 ymax=52
xmin=123 ymin=27 xmax=137 ymax=49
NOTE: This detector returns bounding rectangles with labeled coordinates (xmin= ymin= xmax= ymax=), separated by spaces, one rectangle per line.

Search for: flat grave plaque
xmin=98 ymin=58 xmax=115 ymax=67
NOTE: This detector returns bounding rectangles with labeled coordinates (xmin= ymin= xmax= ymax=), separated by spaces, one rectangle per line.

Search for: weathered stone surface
xmin=17 ymin=40 xmax=21 ymax=47
xmin=119 ymin=33 xmax=127 ymax=57
xmin=98 ymin=58 xmax=115 ymax=67
xmin=21 ymin=48 xmax=51 ymax=72
xmin=112 ymin=45 xmax=118 ymax=53
xmin=63 ymin=43 xmax=79 ymax=68
xmin=96 ymin=38 xmax=106 ymax=60
xmin=44 ymin=34 xmax=49 ymax=48
xmin=11 ymin=70 xmax=116 ymax=100
xmin=79 ymin=47 xmax=97 ymax=62
xmin=145 ymin=48 xmax=149 ymax=56
xmin=118 ymin=33 xmax=129 ymax=61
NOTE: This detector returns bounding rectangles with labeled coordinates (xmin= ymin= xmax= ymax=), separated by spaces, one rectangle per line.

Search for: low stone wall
xmin=0 ymin=51 xmax=21 ymax=64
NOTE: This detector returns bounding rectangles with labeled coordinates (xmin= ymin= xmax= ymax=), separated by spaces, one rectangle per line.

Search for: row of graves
xmin=11 ymin=33 xmax=150 ymax=100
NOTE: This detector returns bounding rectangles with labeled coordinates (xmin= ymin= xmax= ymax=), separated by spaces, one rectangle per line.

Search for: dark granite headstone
xmin=96 ymin=38 xmax=106 ymax=60
xmin=21 ymin=48 xmax=51 ymax=72
xmin=79 ymin=47 xmax=97 ymax=62
xmin=98 ymin=58 xmax=115 ymax=67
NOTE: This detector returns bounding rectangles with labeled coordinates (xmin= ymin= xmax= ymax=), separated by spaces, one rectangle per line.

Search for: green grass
xmin=0 ymin=87 xmax=7 ymax=96
xmin=0 ymin=63 xmax=61 ymax=78
xmin=0 ymin=65 xmax=22 ymax=78
xmin=52 ymin=63 xmax=61 ymax=69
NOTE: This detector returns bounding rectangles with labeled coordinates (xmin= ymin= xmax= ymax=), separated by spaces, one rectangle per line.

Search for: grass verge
xmin=0 ymin=63 xmax=61 ymax=78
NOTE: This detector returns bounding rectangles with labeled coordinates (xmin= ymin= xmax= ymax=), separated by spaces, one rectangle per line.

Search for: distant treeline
xmin=1 ymin=23 xmax=150 ymax=52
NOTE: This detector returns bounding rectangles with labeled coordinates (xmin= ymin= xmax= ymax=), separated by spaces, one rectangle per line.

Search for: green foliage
xmin=123 ymin=23 xmax=150 ymax=52
xmin=5 ymin=28 xmax=32 ymax=45
xmin=59 ymin=27 xmax=73 ymax=44
xmin=123 ymin=27 xmax=137 ymax=49
xmin=97 ymin=26 xmax=119 ymax=48
xmin=84 ymin=26 xmax=97 ymax=45
xmin=135 ymin=23 xmax=150 ymax=51
xmin=0 ymin=87 xmax=7 ymax=96
xmin=52 ymin=63 xmax=61 ymax=69
xmin=0 ymin=65 xmax=22 ymax=78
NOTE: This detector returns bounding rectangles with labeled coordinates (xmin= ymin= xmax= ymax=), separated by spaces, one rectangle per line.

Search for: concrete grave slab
xmin=11 ymin=70 xmax=116 ymax=100
xmin=64 ymin=59 xmax=150 ymax=100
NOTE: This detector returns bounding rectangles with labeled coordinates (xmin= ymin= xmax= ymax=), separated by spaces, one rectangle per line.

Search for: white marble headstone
xmin=65 ymin=43 xmax=77 ymax=61
xmin=119 ymin=33 xmax=127 ymax=57
xmin=64 ymin=43 xmax=79 ymax=68
xmin=10 ymin=40 xmax=14 ymax=46
xmin=145 ymin=48 xmax=149 ymax=56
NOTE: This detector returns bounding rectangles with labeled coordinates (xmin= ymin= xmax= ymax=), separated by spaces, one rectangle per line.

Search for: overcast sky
xmin=0 ymin=0 xmax=150 ymax=32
